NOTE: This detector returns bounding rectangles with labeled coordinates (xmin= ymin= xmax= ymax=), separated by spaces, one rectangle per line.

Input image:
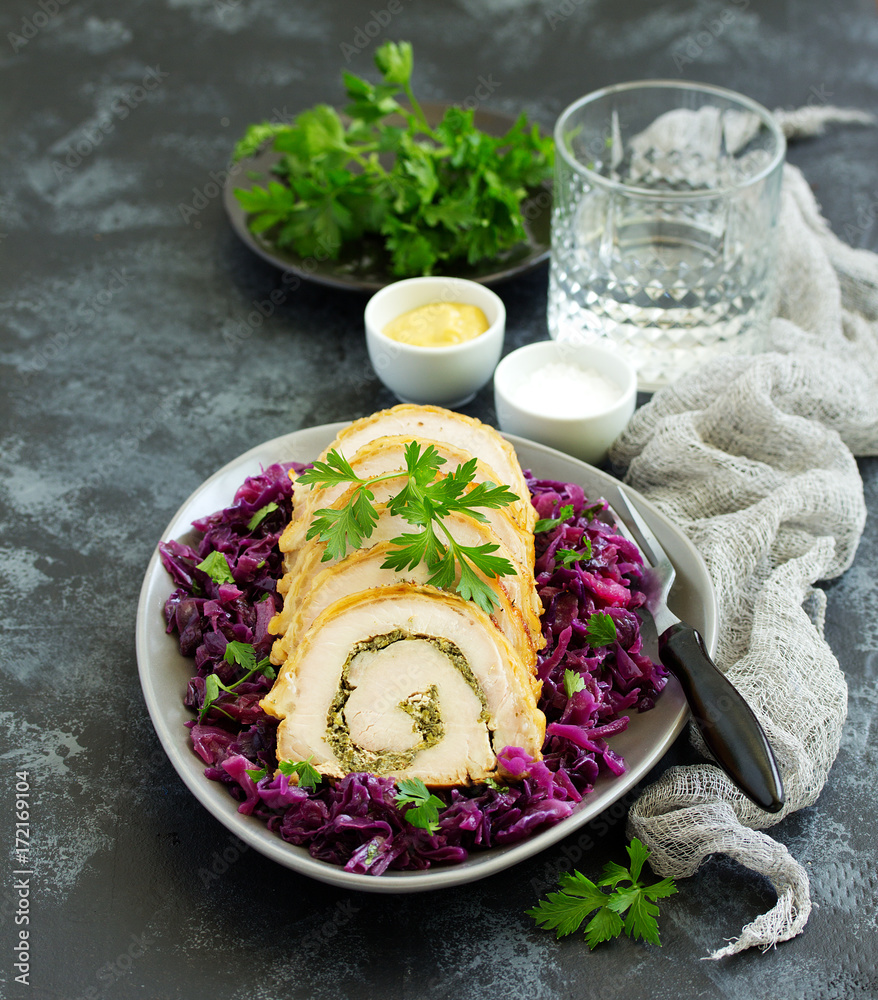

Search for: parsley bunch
xmin=231 ymin=41 xmax=554 ymax=277
xmin=297 ymin=441 xmax=519 ymax=614
xmin=528 ymin=838 xmax=677 ymax=948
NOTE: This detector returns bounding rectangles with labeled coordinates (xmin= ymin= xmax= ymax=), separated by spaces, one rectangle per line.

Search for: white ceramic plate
xmin=135 ymin=425 xmax=718 ymax=893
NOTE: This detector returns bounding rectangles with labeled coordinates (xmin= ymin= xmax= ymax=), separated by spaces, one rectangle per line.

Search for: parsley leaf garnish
xmin=197 ymin=641 xmax=275 ymax=721
xmin=247 ymin=501 xmax=279 ymax=531
xmin=527 ymin=838 xmax=677 ymax=948
xmin=231 ymin=41 xmax=554 ymax=277
xmin=299 ymin=441 xmax=517 ymax=614
xmin=563 ymin=668 xmax=586 ymax=698
xmin=395 ymin=777 xmax=445 ymax=834
xmin=555 ymin=539 xmax=593 ymax=568
xmin=223 ymin=640 xmax=258 ymax=672
xmin=484 ymin=776 xmax=509 ymax=792
xmin=195 ymin=550 xmax=234 ymax=584
xmin=298 ymin=451 xmax=385 ymax=561
xmin=533 ymin=504 xmax=574 ymax=534
xmin=585 ymin=611 xmax=617 ymax=648
xmin=582 ymin=501 xmax=606 ymax=522
xmin=278 ymin=757 xmax=322 ymax=791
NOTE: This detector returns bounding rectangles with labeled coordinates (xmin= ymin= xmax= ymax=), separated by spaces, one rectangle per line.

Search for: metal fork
xmin=600 ymin=481 xmax=785 ymax=813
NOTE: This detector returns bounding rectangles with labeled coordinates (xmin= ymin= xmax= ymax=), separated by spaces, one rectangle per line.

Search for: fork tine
xmin=596 ymin=480 xmax=676 ymax=625
xmin=602 ymin=483 xmax=667 ymax=570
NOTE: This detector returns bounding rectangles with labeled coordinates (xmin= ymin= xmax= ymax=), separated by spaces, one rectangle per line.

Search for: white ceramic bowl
xmin=364 ymin=276 xmax=506 ymax=407
xmin=493 ymin=340 xmax=637 ymax=465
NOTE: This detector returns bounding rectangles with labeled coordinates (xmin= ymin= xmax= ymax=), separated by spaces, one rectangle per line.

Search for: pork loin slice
xmin=319 ymin=405 xmax=537 ymax=532
xmin=260 ymin=584 xmax=545 ymax=787
xmin=277 ymin=474 xmax=407 ymax=591
xmin=271 ymin=540 xmax=537 ymax=669
xmin=270 ymin=505 xmax=544 ymax=663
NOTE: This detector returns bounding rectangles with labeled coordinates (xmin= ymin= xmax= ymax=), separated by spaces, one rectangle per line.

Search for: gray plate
xmin=135 ymin=425 xmax=718 ymax=893
xmin=223 ymin=104 xmax=552 ymax=291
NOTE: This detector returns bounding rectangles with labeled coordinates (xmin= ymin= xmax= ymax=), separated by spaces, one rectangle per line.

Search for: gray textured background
xmin=1 ymin=0 xmax=876 ymax=998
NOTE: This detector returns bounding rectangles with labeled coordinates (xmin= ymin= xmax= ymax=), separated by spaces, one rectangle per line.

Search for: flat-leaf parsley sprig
xmin=198 ymin=640 xmax=276 ymax=722
xmin=297 ymin=449 xmax=386 ymax=561
xmin=297 ymin=441 xmax=519 ymax=615
xmin=395 ymin=777 xmax=446 ymax=834
xmin=584 ymin=610 xmax=617 ymax=649
xmin=246 ymin=757 xmax=322 ymax=790
xmin=527 ymin=838 xmax=677 ymax=948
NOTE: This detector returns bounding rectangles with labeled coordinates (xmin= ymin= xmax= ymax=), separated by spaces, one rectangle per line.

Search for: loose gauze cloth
xmin=607 ymin=107 xmax=878 ymax=958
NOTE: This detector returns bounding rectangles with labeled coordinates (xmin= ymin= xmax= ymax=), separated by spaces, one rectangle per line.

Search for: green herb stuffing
xmin=297 ymin=440 xmax=518 ymax=614
xmin=231 ymin=40 xmax=554 ymax=277
xmin=325 ymin=630 xmax=487 ymax=775
xmin=398 ymin=684 xmax=445 ymax=746
xmin=527 ymin=838 xmax=677 ymax=948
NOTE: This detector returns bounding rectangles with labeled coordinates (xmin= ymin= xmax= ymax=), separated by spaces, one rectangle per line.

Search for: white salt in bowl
xmin=493 ymin=340 xmax=636 ymax=465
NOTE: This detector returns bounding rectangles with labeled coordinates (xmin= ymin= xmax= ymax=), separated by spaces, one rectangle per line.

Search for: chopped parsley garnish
xmin=555 ymin=539 xmax=593 ymax=568
xmin=278 ymin=757 xmax=322 ymax=791
xmin=484 ymin=776 xmax=509 ymax=792
xmin=195 ymin=550 xmax=234 ymax=584
xmin=198 ymin=641 xmax=275 ymax=721
xmin=533 ymin=504 xmax=574 ymax=534
xmin=247 ymin=501 xmax=279 ymax=531
xmin=585 ymin=611 xmax=617 ymax=648
xmin=223 ymin=640 xmax=260 ymax=672
xmin=581 ymin=501 xmax=606 ymax=522
xmin=395 ymin=777 xmax=445 ymax=834
xmin=563 ymin=668 xmax=587 ymax=698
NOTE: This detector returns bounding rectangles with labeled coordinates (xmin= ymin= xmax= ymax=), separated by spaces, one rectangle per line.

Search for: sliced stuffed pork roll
xmin=319 ymin=404 xmax=537 ymax=532
xmin=269 ymin=504 xmax=544 ymax=664
xmin=260 ymin=584 xmax=546 ymax=787
xmin=272 ymin=540 xmax=537 ymax=668
xmin=276 ymin=473 xmax=409 ymax=587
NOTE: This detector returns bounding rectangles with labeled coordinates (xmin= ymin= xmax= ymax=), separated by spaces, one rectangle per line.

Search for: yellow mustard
xmin=382 ymin=302 xmax=489 ymax=347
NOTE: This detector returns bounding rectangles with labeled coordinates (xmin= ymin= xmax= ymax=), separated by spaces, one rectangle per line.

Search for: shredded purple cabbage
xmin=159 ymin=464 xmax=667 ymax=874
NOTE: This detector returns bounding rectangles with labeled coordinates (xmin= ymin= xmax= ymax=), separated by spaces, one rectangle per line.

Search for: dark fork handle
xmin=660 ymin=622 xmax=785 ymax=813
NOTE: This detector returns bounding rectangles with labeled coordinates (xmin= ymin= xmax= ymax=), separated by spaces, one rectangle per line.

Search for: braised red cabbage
xmin=158 ymin=465 xmax=667 ymax=873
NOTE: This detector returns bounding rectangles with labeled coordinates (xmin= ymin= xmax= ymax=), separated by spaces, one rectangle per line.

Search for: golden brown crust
xmin=263 ymin=405 xmax=546 ymax=782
